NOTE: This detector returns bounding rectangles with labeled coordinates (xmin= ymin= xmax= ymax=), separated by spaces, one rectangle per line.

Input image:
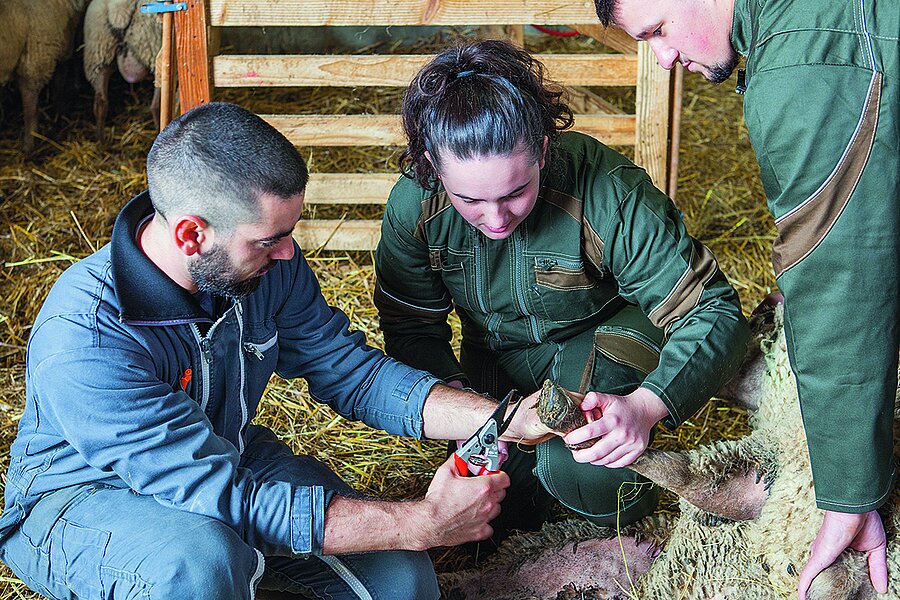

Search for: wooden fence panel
xmin=169 ymin=1 xmax=680 ymax=250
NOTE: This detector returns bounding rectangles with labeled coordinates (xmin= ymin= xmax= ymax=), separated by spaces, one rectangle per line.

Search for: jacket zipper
xmin=512 ymin=231 xmax=540 ymax=343
xmin=190 ymin=323 xmax=212 ymax=413
xmin=243 ymin=331 xmax=278 ymax=361
xmin=234 ymin=301 xmax=248 ymax=454
xmin=472 ymin=235 xmax=488 ymax=314
xmin=244 ymin=343 xmax=265 ymax=361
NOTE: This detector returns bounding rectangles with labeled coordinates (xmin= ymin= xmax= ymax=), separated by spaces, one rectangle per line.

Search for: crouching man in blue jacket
xmin=0 ymin=102 xmax=553 ymax=600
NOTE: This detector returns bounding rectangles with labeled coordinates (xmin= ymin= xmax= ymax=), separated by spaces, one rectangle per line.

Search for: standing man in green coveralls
xmin=590 ymin=0 xmax=899 ymax=596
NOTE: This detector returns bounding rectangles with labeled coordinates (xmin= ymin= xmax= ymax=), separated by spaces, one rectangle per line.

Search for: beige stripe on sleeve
xmin=648 ymin=242 xmax=719 ymax=331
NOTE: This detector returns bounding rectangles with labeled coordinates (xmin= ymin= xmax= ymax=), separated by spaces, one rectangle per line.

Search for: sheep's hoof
xmin=535 ymin=380 xmax=593 ymax=450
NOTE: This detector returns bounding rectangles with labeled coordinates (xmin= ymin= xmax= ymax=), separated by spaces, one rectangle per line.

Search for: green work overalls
xmin=734 ymin=0 xmax=899 ymax=512
xmin=375 ymin=132 xmax=750 ymax=535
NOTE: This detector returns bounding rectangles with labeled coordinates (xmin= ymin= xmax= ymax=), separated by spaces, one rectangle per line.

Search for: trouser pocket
xmin=535 ymin=304 xmax=664 ymax=525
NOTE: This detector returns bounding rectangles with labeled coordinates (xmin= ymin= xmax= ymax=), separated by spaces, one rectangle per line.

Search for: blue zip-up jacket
xmin=0 ymin=192 xmax=440 ymax=557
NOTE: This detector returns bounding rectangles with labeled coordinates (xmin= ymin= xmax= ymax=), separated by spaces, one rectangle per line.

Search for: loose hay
xmin=0 ymin=28 xmax=773 ymax=598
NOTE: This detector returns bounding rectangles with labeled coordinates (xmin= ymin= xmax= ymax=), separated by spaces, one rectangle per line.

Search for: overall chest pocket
xmin=242 ymin=323 xmax=279 ymax=405
xmin=432 ymin=247 xmax=476 ymax=311
xmin=531 ymin=256 xmax=606 ymax=323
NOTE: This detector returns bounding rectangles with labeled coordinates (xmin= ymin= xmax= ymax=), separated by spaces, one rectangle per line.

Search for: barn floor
xmin=0 ymin=34 xmax=775 ymax=599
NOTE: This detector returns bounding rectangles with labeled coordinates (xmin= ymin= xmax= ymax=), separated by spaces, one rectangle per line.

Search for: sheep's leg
xmin=715 ymin=293 xmax=784 ymax=411
xmin=19 ymin=83 xmax=39 ymax=156
xmin=630 ymin=449 xmax=769 ymax=521
xmin=92 ymin=65 xmax=113 ymax=145
xmin=716 ymin=342 xmax=768 ymax=411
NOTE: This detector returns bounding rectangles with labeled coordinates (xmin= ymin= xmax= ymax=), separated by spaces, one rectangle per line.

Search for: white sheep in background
xmin=0 ymin=0 xmax=89 ymax=155
xmin=441 ymin=304 xmax=900 ymax=599
xmin=83 ymin=0 xmax=162 ymax=144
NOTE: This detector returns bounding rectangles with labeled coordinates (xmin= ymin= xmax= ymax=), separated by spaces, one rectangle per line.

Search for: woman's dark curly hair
xmin=399 ymin=40 xmax=574 ymax=190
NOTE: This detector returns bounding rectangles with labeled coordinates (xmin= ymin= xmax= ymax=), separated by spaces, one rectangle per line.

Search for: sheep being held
xmin=442 ymin=304 xmax=900 ymax=599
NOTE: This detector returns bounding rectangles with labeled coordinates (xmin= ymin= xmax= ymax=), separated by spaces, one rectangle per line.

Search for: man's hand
xmin=322 ymin=456 xmax=509 ymax=554
xmin=797 ymin=509 xmax=888 ymax=599
xmin=423 ymin=385 xmax=556 ymax=444
xmin=413 ymin=455 xmax=509 ymax=548
xmin=499 ymin=388 xmax=556 ymax=445
xmin=564 ymin=387 xmax=669 ymax=468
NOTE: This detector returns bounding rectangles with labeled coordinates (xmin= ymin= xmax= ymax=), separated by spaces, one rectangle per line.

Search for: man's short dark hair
xmin=594 ymin=0 xmax=617 ymax=26
xmin=147 ymin=102 xmax=309 ymax=231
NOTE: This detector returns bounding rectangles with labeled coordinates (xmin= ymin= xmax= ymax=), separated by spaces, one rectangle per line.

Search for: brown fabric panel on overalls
xmin=580 ymin=303 xmax=664 ymax=395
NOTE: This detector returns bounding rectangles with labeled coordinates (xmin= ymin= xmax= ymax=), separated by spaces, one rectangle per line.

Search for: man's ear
xmin=172 ymin=215 xmax=210 ymax=257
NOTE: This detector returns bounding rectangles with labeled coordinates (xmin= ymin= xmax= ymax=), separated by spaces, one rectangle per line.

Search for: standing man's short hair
xmin=147 ymin=102 xmax=309 ymax=231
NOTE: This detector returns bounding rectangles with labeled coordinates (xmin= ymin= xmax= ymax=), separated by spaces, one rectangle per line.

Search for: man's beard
xmin=189 ymin=244 xmax=271 ymax=299
xmin=707 ymin=49 xmax=740 ymax=84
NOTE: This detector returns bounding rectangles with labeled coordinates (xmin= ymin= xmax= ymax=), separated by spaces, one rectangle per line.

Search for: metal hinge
xmin=141 ymin=2 xmax=188 ymax=14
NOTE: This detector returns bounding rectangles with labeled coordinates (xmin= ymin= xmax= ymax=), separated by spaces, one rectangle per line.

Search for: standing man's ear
xmin=172 ymin=216 xmax=210 ymax=257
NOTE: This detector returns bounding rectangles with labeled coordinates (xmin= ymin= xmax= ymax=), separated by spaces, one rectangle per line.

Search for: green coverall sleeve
xmin=599 ymin=169 xmax=751 ymax=429
xmin=374 ymin=183 xmax=468 ymax=384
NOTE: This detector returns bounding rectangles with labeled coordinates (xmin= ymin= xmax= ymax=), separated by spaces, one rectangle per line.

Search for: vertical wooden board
xmin=634 ymin=43 xmax=671 ymax=194
xmin=667 ymin=64 xmax=684 ymax=200
xmin=175 ymin=0 xmax=212 ymax=114
xmin=157 ymin=11 xmax=176 ymax=130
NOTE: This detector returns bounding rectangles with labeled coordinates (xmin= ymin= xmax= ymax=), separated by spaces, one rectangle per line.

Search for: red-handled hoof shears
xmin=453 ymin=389 xmax=523 ymax=476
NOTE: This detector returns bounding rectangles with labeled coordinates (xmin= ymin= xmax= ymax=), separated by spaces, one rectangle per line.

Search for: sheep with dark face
xmin=440 ymin=304 xmax=899 ymax=599
xmin=0 ymin=0 xmax=89 ymax=155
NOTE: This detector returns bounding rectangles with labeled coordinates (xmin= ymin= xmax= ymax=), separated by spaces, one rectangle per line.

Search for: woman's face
xmin=431 ymin=139 xmax=547 ymax=241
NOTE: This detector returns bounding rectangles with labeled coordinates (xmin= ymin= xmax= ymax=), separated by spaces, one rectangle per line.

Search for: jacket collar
xmin=111 ymin=192 xmax=213 ymax=325
xmin=730 ymin=0 xmax=756 ymax=57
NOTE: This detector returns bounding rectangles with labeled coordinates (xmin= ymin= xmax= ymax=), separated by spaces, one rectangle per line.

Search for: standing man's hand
xmin=797 ymin=509 xmax=888 ymax=599
xmin=412 ymin=455 xmax=510 ymax=548
xmin=565 ymin=387 xmax=668 ymax=468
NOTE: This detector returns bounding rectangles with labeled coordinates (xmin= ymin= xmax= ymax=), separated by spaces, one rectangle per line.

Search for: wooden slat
xmin=264 ymin=114 xmax=403 ymax=146
xmin=305 ymin=173 xmax=397 ymax=204
xmin=294 ymin=220 xmax=382 ymax=251
xmin=211 ymin=0 xmax=598 ymax=27
xmin=634 ymin=44 xmax=671 ymax=194
xmin=213 ymin=54 xmax=637 ymax=88
xmin=264 ymin=113 xmax=637 ymax=147
xmin=175 ymin=0 xmax=212 ymax=113
xmin=567 ymin=87 xmax=626 ymax=116
xmin=569 ymin=23 xmax=637 ymax=54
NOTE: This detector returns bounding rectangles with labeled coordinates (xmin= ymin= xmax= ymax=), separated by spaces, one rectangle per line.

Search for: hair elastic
xmin=455 ymin=69 xmax=477 ymax=79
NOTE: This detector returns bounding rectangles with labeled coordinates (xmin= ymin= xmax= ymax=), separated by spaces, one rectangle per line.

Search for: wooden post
xmin=158 ymin=9 xmax=176 ymax=129
xmin=634 ymin=42 xmax=671 ymax=195
xmin=667 ymin=64 xmax=683 ymax=200
xmin=174 ymin=0 xmax=212 ymax=114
